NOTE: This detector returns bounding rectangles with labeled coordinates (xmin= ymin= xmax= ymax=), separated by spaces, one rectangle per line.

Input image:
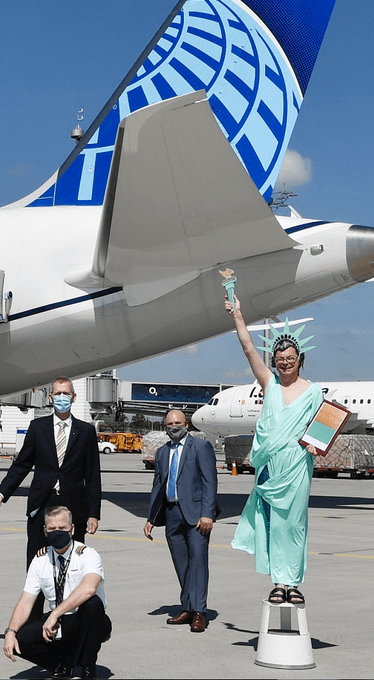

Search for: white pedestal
xmin=255 ymin=599 xmax=316 ymax=670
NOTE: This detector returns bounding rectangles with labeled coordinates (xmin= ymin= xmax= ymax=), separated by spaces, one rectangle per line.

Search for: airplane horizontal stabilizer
xmin=65 ymin=91 xmax=297 ymax=295
xmin=244 ymin=317 xmax=313 ymax=333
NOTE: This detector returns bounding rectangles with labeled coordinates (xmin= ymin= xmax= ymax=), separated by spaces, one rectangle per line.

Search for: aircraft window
xmin=368 ymin=399 xmax=371 ymax=404
xmin=352 ymin=399 xmax=356 ymax=404
xmin=360 ymin=399 xmax=364 ymax=404
xmin=208 ymin=398 xmax=213 ymax=405
xmin=213 ymin=398 xmax=219 ymax=406
xmin=344 ymin=399 xmax=348 ymax=404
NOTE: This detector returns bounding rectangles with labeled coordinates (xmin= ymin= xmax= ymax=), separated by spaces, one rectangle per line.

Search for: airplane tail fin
xmin=13 ymin=0 xmax=335 ymax=209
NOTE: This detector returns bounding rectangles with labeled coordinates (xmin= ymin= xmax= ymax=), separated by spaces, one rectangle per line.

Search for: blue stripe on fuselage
xmin=285 ymin=220 xmax=331 ymax=234
xmin=7 ymin=287 xmax=123 ymax=323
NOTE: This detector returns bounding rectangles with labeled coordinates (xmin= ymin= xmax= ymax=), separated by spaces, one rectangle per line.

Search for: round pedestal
xmin=254 ymin=599 xmax=316 ymax=670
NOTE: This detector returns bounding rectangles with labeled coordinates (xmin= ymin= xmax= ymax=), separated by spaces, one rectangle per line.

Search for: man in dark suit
xmin=0 ymin=376 xmax=101 ymax=568
xmin=144 ymin=409 xmax=217 ymax=633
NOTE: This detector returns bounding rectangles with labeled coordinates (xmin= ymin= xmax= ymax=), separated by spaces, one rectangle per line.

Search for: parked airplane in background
xmin=2 ymin=0 xmax=374 ymax=399
xmin=192 ymin=381 xmax=374 ymax=436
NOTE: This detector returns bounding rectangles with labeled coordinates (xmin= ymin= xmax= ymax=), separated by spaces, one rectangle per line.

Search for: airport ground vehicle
xmin=97 ymin=432 xmax=142 ymax=453
xmin=97 ymin=441 xmax=118 ymax=454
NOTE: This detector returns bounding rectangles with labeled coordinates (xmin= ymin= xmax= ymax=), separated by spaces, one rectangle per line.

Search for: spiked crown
xmin=256 ymin=318 xmax=315 ymax=356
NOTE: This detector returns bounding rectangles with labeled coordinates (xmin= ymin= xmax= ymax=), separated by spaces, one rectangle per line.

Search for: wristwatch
xmin=4 ymin=627 xmax=17 ymax=635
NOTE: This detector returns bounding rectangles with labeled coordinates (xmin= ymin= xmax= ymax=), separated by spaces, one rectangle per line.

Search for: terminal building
xmin=0 ymin=372 xmax=231 ymax=453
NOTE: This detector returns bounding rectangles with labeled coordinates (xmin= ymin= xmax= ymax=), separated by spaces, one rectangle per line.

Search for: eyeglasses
xmin=51 ymin=391 xmax=73 ymax=397
xmin=274 ymin=356 xmax=298 ymax=366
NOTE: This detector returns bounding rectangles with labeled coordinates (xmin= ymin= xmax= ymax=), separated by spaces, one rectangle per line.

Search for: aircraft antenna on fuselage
xmin=71 ymin=109 xmax=85 ymax=144
xmin=269 ymin=188 xmax=298 ymax=212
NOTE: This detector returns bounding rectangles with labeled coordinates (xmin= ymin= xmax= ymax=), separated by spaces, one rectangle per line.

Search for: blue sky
xmin=1 ymin=0 xmax=374 ymax=385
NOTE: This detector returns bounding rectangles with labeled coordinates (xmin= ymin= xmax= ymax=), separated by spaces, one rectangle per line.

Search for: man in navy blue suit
xmin=144 ymin=409 xmax=218 ymax=633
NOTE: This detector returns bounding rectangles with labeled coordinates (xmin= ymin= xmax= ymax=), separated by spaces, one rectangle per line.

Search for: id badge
xmin=54 ymin=623 xmax=62 ymax=640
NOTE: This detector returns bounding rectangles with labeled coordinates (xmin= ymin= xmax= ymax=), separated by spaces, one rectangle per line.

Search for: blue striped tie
xmin=167 ymin=443 xmax=179 ymax=500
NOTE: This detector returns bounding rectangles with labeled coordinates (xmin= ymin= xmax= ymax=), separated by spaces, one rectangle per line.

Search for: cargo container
xmin=313 ymin=434 xmax=374 ymax=478
xmin=224 ymin=434 xmax=374 ymax=478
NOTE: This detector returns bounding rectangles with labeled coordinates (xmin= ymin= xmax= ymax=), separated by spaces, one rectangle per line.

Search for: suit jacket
xmin=0 ymin=415 xmax=101 ymax=520
xmin=147 ymin=434 xmax=217 ymax=527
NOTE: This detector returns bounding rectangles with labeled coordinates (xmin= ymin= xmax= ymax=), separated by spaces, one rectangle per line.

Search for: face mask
xmin=166 ymin=425 xmax=188 ymax=442
xmin=52 ymin=394 xmax=72 ymax=414
xmin=46 ymin=529 xmax=72 ymax=550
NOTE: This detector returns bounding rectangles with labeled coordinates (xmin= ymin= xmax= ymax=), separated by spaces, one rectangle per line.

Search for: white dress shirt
xmin=53 ymin=413 xmax=72 ymax=445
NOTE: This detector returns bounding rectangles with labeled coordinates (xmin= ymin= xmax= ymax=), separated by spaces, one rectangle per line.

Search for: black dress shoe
xmin=50 ymin=661 xmax=73 ymax=678
xmin=81 ymin=665 xmax=97 ymax=679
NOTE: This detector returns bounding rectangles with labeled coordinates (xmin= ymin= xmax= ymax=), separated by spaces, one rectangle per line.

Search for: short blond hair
xmin=44 ymin=505 xmax=72 ymax=526
xmin=51 ymin=377 xmax=75 ymax=395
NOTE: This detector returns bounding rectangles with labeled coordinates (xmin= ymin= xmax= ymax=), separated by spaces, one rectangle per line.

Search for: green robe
xmin=232 ymin=375 xmax=323 ymax=585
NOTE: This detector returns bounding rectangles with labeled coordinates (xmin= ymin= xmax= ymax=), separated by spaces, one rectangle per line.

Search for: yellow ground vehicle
xmin=97 ymin=432 xmax=142 ymax=453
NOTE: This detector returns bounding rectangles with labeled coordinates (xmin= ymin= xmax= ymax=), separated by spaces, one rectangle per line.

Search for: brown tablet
xmin=299 ymin=399 xmax=351 ymax=456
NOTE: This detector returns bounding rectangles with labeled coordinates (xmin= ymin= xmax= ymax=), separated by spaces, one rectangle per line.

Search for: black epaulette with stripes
xmin=75 ymin=545 xmax=87 ymax=555
xmin=37 ymin=546 xmax=48 ymax=557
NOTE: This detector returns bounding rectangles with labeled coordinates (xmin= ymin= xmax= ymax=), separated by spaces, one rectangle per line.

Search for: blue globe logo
xmin=121 ymin=0 xmax=301 ymax=201
xmin=37 ymin=0 xmax=302 ymax=207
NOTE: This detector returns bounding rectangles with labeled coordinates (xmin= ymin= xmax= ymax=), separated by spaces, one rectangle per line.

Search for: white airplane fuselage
xmin=192 ymin=381 xmax=374 ymax=435
xmin=0 ymin=205 xmax=373 ymax=397
xmin=1 ymin=1 xmax=366 ymax=400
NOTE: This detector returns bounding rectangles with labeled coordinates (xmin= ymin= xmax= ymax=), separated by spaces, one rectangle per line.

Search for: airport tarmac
xmin=0 ymin=452 xmax=373 ymax=680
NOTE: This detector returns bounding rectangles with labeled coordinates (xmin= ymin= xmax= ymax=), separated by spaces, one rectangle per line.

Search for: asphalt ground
xmin=0 ymin=452 xmax=373 ymax=680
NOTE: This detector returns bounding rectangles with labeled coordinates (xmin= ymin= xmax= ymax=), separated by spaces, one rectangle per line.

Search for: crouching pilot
xmin=3 ymin=505 xmax=111 ymax=679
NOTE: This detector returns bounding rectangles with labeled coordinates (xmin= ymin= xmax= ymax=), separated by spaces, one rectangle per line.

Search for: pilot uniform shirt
xmin=23 ymin=541 xmax=106 ymax=613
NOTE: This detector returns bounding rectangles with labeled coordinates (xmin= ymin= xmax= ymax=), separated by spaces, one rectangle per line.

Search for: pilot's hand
xmin=196 ymin=517 xmax=213 ymax=535
xmin=143 ymin=521 xmax=154 ymax=541
xmin=42 ymin=612 xmax=59 ymax=642
xmin=3 ymin=631 xmax=20 ymax=662
xmin=86 ymin=517 xmax=98 ymax=534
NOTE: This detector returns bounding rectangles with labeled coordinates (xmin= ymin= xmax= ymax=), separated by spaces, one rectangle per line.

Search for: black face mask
xmin=46 ymin=529 xmax=72 ymax=550
xmin=165 ymin=425 xmax=188 ymax=442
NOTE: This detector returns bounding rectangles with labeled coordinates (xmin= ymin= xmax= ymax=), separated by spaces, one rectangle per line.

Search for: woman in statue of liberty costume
xmin=225 ymin=296 xmax=322 ymax=604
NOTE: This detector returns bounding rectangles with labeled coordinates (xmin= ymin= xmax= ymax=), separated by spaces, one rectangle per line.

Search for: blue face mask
xmin=52 ymin=394 xmax=72 ymax=414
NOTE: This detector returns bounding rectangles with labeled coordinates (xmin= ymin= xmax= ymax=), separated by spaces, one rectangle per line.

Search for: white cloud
xmin=224 ymin=367 xmax=253 ymax=379
xmin=275 ymin=149 xmax=312 ymax=190
xmin=180 ymin=344 xmax=199 ymax=354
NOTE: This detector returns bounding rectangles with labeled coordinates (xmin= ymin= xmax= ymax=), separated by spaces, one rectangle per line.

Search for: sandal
xmin=287 ymin=587 xmax=305 ymax=604
xmin=268 ymin=587 xmax=287 ymax=604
